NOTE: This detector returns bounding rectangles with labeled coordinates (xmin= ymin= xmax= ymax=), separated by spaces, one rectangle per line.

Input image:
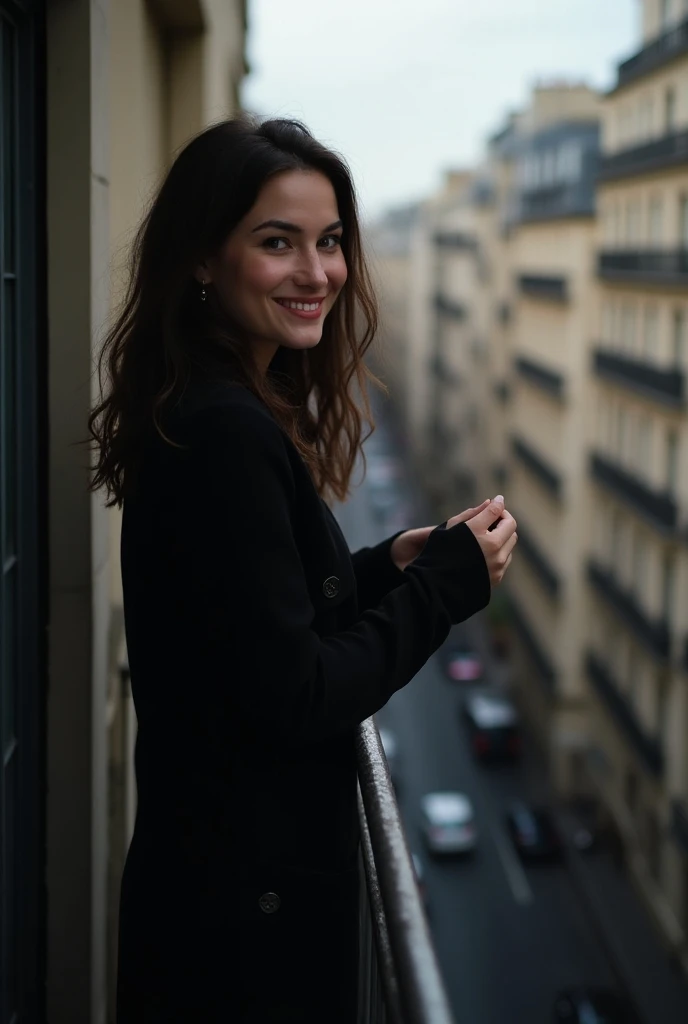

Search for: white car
xmin=420 ymin=792 xmax=477 ymax=855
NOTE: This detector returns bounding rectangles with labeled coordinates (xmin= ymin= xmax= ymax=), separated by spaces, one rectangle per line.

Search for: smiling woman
xmin=87 ymin=115 xmax=506 ymax=1023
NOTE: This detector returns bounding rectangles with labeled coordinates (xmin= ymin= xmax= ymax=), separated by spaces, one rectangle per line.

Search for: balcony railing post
xmin=356 ymin=719 xmax=455 ymax=1024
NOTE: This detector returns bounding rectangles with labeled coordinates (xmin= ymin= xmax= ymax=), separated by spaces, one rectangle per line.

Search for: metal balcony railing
xmin=514 ymin=518 xmax=561 ymax=597
xmin=514 ymin=355 xmax=565 ymax=399
xmin=593 ymin=348 xmax=685 ymax=407
xmin=517 ymin=274 xmax=568 ymax=302
xmin=511 ymin=435 xmax=563 ymax=498
xmin=586 ymin=560 xmax=671 ymax=660
xmin=614 ymin=17 xmax=688 ymax=91
xmin=356 ymin=718 xmax=455 ymax=1024
xmin=589 ymin=452 xmax=678 ymax=535
xmin=585 ymin=651 xmax=664 ymax=778
xmin=597 ymin=249 xmax=688 ymax=285
xmin=599 ymin=129 xmax=688 ymax=181
xmin=433 ymin=231 xmax=476 ymax=251
xmin=505 ymin=592 xmax=557 ymax=694
xmin=433 ymin=293 xmax=468 ymax=321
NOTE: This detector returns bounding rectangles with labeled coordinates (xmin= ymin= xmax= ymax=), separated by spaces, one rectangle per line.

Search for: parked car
xmin=506 ymin=802 xmax=563 ymax=862
xmin=552 ymin=986 xmax=642 ymax=1023
xmin=443 ymin=644 xmax=484 ymax=683
xmin=378 ymin=727 xmax=399 ymax=784
xmin=411 ymin=852 xmax=428 ymax=908
xmin=420 ymin=792 xmax=477 ymax=856
xmin=462 ymin=690 xmax=521 ymax=760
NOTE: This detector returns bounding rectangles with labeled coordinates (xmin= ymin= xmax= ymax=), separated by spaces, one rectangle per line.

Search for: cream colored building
xmin=374 ymin=27 xmax=688 ymax=969
xmin=586 ymin=0 xmax=688 ymax=968
xmin=1 ymin=2 xmax=246 ymax=1021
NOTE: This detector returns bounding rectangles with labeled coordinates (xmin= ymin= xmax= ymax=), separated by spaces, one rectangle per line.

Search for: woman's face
xmin=201 ymin=169 xmax=348 ymax=372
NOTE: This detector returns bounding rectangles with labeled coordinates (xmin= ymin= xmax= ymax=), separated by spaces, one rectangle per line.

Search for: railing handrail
xmin=356 ymin=718 xmax=456 ymax=1024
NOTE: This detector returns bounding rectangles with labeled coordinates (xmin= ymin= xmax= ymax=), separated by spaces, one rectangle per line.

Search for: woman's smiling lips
xmin=273 ymin=297 xmax=325 ymax=320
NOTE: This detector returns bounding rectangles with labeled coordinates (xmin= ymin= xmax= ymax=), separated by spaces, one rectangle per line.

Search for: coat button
xmin=322 ymin=576 xmax=340 ymax=598
xmin=258 ymin=892 xmax=281 ymax=914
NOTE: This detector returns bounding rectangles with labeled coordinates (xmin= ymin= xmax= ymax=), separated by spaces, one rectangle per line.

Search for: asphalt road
xmin=334 ymin=417 xmax=620 ymax=1024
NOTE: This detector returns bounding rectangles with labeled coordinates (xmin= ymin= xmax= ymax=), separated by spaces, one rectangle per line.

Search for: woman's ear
xmin=194 ymin=262 xmax=210 ymax=285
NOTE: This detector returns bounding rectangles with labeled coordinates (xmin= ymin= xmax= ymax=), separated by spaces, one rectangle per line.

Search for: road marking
xmin=488 ymin=820 xmax=534 ymax=906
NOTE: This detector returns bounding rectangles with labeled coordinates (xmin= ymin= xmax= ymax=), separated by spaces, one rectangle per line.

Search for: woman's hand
xmin=390 ymin=499 xmax=491 ymax=571
xmin=449 ymin=495 xmax=517 ymax=587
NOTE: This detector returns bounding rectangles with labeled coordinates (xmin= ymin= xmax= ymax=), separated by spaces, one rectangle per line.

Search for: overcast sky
xmin=243 ymin=0 xmax=638 ymax=219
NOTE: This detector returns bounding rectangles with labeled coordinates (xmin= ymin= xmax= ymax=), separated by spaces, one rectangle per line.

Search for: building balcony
xmin=585 ymin=651 xmax=664 ymax=778
xmin=515 ymin=518 xmax=561 ymax=597
xmin=599 ymin=129 xmax=688 ymax=182
xmin=613 ymin=16 xmax=688 ymax=92
xmin=517 ymin=274 xmax=568 ymax=302
xmin=671 ymin=799 xmax=688 ymax=855
xmin=597 ymin=249 xmax=688 ymax=286
xmin=587 ymin=559 xmax=671 ymax=660
xmin=593 ymin=348 xmax=685 ymax=407
xmin=507 ymin=592 xmax=557 ymax=694
xmin=511 ymin=435 xmax=562 ymax=498
xmin=427 ymin=353 xmax=460 ymax=387
xmin=357 ymin=718 xmax=454 ymax=1021
xmin=518 ymin=183 xmax=595 ymax=223
xmin=433 ymin=230 xmax=476 ymax=250
xmin=589 ymin=451 xmax=678 ymax=534
xmin=433 ymin=292 xmax=468 ymax=320
xmin=515 ymin=355 xmax=565 ymax=399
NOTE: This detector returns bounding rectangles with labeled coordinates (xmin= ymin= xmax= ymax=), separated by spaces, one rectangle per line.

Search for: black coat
xmin=116 ymin=378 xmax=490 ymax=1023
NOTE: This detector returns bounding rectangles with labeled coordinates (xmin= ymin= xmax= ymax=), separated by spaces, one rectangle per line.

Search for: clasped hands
xmin=389 ymin=495 xmax=518 ymax=587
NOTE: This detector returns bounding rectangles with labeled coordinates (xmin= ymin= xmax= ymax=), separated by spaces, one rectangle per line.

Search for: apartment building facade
xmin=586 ymin=0 xmax=688 ymax=966
xmin=0 ymin=2 xmax=247 ymax=1021
xmin=373 ymin=31 xmax=688 ymax=964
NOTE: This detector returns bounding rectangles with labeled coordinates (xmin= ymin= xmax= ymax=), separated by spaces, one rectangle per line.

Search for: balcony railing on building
xmin=593 ymin=348 xmax=685 ymax=407
xmin=613 ymin=16 xmax=688 ymax=92
xmin=599 ymin=129 xmax=688 ymax=182
xmin=585 ymin=651 xmax=664 ymax=777
xmin=432 ymin=231 xmax=477 ymax=251
xmin=506 ymin=592 xmax=557 ymax=694
xmin=433 ymin=293 xmax=468 ymax=321
xmin=589 ymin=451 xmax=678 ymax=535
xmin=514 ymin=518 xmax=561 ymax=597
xmin=586 ymin=559 xmax=671 ymax=660
xmin=511 ymin=435 xmax=563 ymax=498
xmin=356 ymin=718 xmax=455 ymax=1024
xmin=597 ymin=249 xmax=688 ymax=285
xmin=517 ymin=274 xmax=568 ymax=302
xmin=518 ymin=183 xmax=595 ymax=223
xmin=514 ymin=355 xmax=565 ymax=400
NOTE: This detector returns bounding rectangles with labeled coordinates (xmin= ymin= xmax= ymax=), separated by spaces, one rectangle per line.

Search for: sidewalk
xmin=556 ymin=806 xmax=688 ymax=1024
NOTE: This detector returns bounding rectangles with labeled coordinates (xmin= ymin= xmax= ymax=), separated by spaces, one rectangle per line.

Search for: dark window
xmin=1 ymin=2 xmax=44 ymax=1021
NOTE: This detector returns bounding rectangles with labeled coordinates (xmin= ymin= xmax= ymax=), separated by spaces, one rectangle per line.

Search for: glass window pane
xmin=3 ymin=18 xmax=16 ymax=271
xmin=2 ymin=567 xmax=17 ymax=752
xmin=3 ymin=281 xmax=17 ymax=560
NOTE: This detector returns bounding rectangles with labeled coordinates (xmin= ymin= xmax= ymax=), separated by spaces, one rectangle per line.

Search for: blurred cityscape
xmin=2 ymin=0 xmax=688 ymax=1022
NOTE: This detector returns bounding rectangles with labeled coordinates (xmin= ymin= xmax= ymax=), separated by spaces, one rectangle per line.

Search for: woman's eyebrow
xmin=251 ymin=218 xmax=343 ymax=234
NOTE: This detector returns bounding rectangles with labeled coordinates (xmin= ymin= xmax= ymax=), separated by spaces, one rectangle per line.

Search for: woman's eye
xmin=263 ymin=237 xmax=289 ymax=251
xmin=319 ymin=234 xmax=343 ymax=250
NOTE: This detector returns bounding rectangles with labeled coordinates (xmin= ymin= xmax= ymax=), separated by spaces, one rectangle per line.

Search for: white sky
xmin=243 ymin=0 xmax=639 ymax=219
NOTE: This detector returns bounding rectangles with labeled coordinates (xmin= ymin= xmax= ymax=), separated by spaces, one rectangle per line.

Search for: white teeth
xmin=278 ymin=299 xmax=320 ymax=311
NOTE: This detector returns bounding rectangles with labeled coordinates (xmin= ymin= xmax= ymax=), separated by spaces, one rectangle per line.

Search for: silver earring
xmin=200 ymin=281 xmax=207 ymax=302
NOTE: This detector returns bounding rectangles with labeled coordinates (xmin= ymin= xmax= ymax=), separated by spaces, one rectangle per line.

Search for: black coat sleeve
xmin=350 ymin=534 xmax=408 ymax=612
xmin=180 ymin=403 xmax=491 ymax=744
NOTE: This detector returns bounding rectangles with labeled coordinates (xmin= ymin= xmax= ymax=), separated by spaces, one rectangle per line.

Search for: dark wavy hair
xmin=88 ymin=116 xmax=382 ymax=507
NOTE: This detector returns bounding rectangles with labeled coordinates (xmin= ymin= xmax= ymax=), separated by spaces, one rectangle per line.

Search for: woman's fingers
xmin=446 ymin=499 xmax=490 ymax=530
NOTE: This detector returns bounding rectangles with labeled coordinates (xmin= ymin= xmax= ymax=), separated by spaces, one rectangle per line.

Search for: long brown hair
xmin=88 ymin=116 xmax=382 ymax=507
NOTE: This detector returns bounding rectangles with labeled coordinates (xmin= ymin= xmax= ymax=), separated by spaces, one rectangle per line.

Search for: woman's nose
xmin=293 ymin=250 xmax=329 ymax=289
